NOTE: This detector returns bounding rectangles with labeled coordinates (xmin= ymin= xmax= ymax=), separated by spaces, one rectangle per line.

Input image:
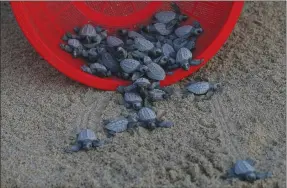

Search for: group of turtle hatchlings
xmin=61 ymin=3 xmax=272 ymax=183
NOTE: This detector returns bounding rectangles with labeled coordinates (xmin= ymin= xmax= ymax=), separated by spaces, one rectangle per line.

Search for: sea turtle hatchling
xmin=146 ymin=62 xmax=166 ymax=81
xmin=100 ymin=52 xmax=121 ymax=73
xmin=66 ymin=129 xmax=104 ymax=152
xmin=120 ymin=59 xmax=148 ymax=74
xmin=162 ymin=43 xmax=176 ymax=58
xmin=176 ymin=47 xmax=193 ymax=70
xmin=104 ymin=115 xmax=138 ymax=137
xmin=185 ymin=81 xmax=221 ymax=100
xmin=89 ymin=63 xmax=111 ymax=77
xmin=67 ymin=39 xmax=83 ymax=49
xmin=142 ymin=23 xmax=173 ymax=36
xmin=138 ymin=107 xmax=174 ymax=130
xmin=106 ymin=36 xmax=124 ymax=48
xmin=123 ymin=92 xmax=143 ymax=110
xmin=148 ymin=89 xmax=169 ymax=102
xmin=225 ymin=160 xmax=272 ymax=182
xmin=175 ymin=25 xmax=203 ymax=38
xmin=79 ymin=24 xmax=98 ymax=39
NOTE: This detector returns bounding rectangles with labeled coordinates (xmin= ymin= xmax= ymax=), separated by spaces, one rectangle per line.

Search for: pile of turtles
xmin=63 ymin=3 xmax=223 ymax=152
xmin=60 ymin=3 xmax=203 ymax=80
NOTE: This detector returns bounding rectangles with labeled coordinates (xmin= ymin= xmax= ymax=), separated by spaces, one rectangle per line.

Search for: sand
xmin=1 ymin=2 xmax=286 ymax=188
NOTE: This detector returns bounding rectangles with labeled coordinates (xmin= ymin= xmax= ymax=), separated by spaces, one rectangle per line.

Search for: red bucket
xmin=11 ymin=1 xmax=244 ymax=90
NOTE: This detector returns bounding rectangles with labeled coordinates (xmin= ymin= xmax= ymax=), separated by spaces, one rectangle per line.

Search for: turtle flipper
xmin=226 ymin=167 xmax=237 ymax=179
xmin=65 ymin=144 xmax=81 ymax=153
xmin=245 ymin=158 xmax=256 ymax=166
xmin=255 ymin=171 xmax=272 ymax=180
xmin=204 ymin=90 xmax=215 ymax=100
xmin=92 ymin=139 xmax=105 ymax=148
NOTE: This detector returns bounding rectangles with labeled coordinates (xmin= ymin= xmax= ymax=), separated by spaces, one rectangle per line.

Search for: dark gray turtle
xmin=162 ymin=43 xmax=176 ymax=58
xmin=130 ymin=50 xmax=147 ymax=61
xmin=173 ymin=37 xmax=188 ymax=51
xmin=189 ymin=59 xmax=203 ymax=66
xmin=134 ymin=37 xmax=154 ymax=52
xmin=226 ymin=160 xmax=272 ymax=182
xmin=142 ymin=23 xmax=172 ymax=36
xmin=138 ymin=107 xmax=173 ymax=130
xmin=87 ymin=48 xmax=99 ymax=61
xmin=165 ymin=2 xmax=189 ymax=30
xmin=107 ymin=36 xmax=124 ymax=48
xmin=115 ymin=47 xmax=128 ymax=61
xmin=67 ymin=129 xmax=104 ymax=152
xmin=176 ymin=47 xmax=192 ymax=70
xmin=104 ymin=115 xmax=138 ymax=137
xmin=128 ymin=30 xmax=145 ymax=39
xmin=81 ymin=65 xmax=92 ymax=74
xmin=101 ymin=52 xmax=120 ymax=73
xmin=79 ymin=24 xmax=98 ymax=38
xmin=185 ymin=81 xmax=221 ymax=99
xmin=175 ymin=25 xmax=203 ymax=38
xmin=148 ymin=89 xmax=169 ymax=101
xmin=154 ymin=11 xmax=176 ymax=24
xmin=68 ymin=39 xmax=83 ymax=49
xmin=134 ymin=77 xmax=151 ymax=88
xmin=60 ymin=44 xmax=73 ymax=53
xmin=154 ymin=56 xmax=169 ymax=67
xmin=120 ymin=59 xmax=148 ymax=74
xmin=185 ymin=38 xmax=196 ymax=51
xmin=146 ymin=62 xmax=166 ymax=81
xmin=104 ymin=117 xmax=129 ymax=137
xmin=90 ymin=63 xmax=111 ymax=77
xmin=123 ymin=92 xmax=143 ymax=110
xmin=131 ymin=71 xmax=145 ymax=81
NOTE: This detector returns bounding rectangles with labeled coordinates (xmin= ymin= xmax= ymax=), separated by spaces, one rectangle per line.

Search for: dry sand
xmin=1 ymin=2 xmax=286 ymax=188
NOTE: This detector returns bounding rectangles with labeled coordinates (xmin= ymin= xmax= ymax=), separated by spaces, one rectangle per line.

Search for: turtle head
xmin=179 ymin=14 xmax=189 ymax=22
xmin=133 ymin=103 xmax=142 ymax=110
xmin=192 ymin=28 xmax=203 ymax=36
xmin=147 ymin=122 xmax=156 ymax=130
xmin=82 ymin=140 xmax=93 ymax=150
xmin=245 ymin=172 xmax=257 ymax=182
xmin=139 ymin=65 xmax=149 ymax=73
xmin=181 ymin=61 xmax=190 ymax=71
xmin=118 ymin=29 xmax=128 ymax=36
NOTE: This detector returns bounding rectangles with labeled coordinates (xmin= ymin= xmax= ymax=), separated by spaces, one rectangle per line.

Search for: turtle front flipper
xmin=92 ymin=139 xmax=105 ymax=148
xmin=65 ymin=144 xmax=81 ymax=153
xmin=255 ymin=171 xmax=272 ymax=180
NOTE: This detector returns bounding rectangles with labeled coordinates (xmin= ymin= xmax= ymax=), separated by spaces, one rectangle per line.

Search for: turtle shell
xmin=176 ymin=48 xmax=192 ymax=63
xmin=173 ymin=38 xmax=188 ymax=51
xmin=234 ymin=160 xmax=255 ymax=175
xmin=107 ymin=36 xmax=124 ymax=47
xmin=148 ymin=89 xmax=166 ymax=100
xmin=68 ymin=39 xmax=83 ymax=49
xmin=101 ymin=52 xmax=120 ymax=73
xmin=146 ymin=63 xmax=166 ymax=81
xmin=162 ymin=43 xmax=175 ymax=58
xmin=134 ymin=78 xmax=151 ymax=87
xmin=105 ymin=118 xmax=129 ymax=133
xmin=77 ymin=129 xmax=97 ymax=142
xmin=79 ymin=24 xmax=97 ymax=37
xmin=90 ymin=63 xmax=107 ymax=72
xmin=175 ymin=25 xmax=193 ymax=38
xmin=186 ymin=82 xmax=211 ymax=95
xmin=120 ymin=59 xmax=141 ymax=73
xmin=124 ymin=92 xmax=143 ymax=103
xmin=154 ymin=11 xmax=176 ymax=24
xmin=154 ymin=23 xmax=172 ymax=36
xmin=134 ymin=38 xmax=154 ymax=52
xmin=138 ymin=107 xmax=157 ymax=122
xmin=128 ymin=31 xmax=145 ymax=39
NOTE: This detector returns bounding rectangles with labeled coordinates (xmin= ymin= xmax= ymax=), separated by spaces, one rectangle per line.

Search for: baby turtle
xmin=138 ymin=107 xmax=173 ymax=130
xmin=226 ymin=160 xmax=272 ymax=182
xmin=176 ymin=47 xmax=193 ymax=70
xmin=173 ymin=37 xmax=188 ymax=51
xmin=143 ymin=23 xmax=173 ymax=36
xmin=79 ymin=24 xmax=98 ymax=38
xmin=66 ymin=129 xmax=104 ymax=152
xmin=60 ymin=44 xmax=73 ymax=53
xmin=123 ymin=92 xmax=143 ymax=110
xmin=148 ymin=89 xmax=169 ymax=102
xmin=120 ymin=59 xmax=148 ymax=74
xmin=104 ymin=115 xmax=138 ymax=137
xmin=101 ymin=52 xmax=120 ymax=73
xmin=154 ymin=11 xmax=176 ymax=24
xmin=134 ymin=37 xmax=155 ymax=52
xmin=128 ymin=30 xmax=145 ymax=39
xmin=107 ymin=36 xmax=124 ymax=48
xmin=162 ymin=43 xmax=176 ymax=58
xmin=67 ymin=39 xmax=83 ymax=49
xmin=81 ymin=65 xmax=92 ymax=74
xmin=175 ymin=25 xmax=203 ymax=38
xmin=165 ymin=3 xmax=189 ymax=30
xmin=146 ymin=62 xmax=166 ymax=81
xmin=90 ymin=63 xmax=111 ymax=77
xmin=185 ymin=81 xmax=221 ymax=99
